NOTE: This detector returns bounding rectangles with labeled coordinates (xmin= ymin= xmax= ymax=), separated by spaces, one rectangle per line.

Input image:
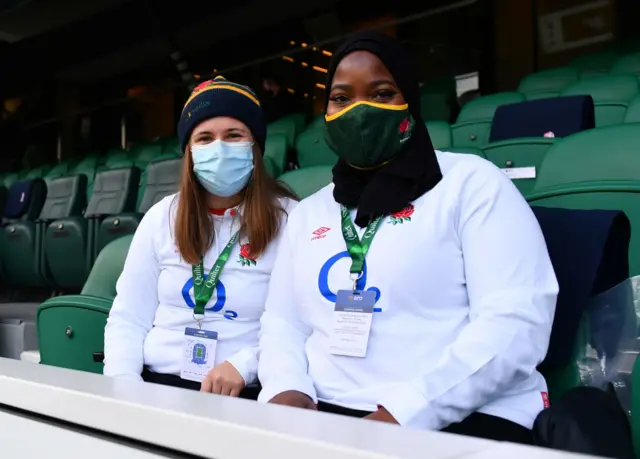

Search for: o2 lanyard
xmin=191 ymin=230 xmax=240 ymax=327
xmin=340 ymin=205 xmax=384 ymax=291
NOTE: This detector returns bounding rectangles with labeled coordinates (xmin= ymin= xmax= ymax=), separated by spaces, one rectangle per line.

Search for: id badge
xmin=181 ymin=327 xmax=218 ymax=382
xmin=329 ymin=290 xmax=375 ymax=358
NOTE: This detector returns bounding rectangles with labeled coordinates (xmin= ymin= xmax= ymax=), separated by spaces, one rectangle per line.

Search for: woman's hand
xmin=268 ymin=390 xmax=317 ymax=410
xmin=364 ymin=407 xmax=399 ymax=424
xmin=201 ymin=361 xmax=246 ymax=396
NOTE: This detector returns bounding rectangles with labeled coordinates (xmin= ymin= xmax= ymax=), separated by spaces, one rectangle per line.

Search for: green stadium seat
xmin=160 ymin=138 xmax=182 ymax=157
xmin=560 ymin=74 xmax=639 ymax=126
xmin=267 ymin=113 xmax=306 ymax=150
xmin=103 ymin=148 xmax=134 ymax=170
xmin=2 ymin=174 xmax=88 ymax=287
xmin=451 ymin=92 xmax=525 ymax=147
xmin=611 ymin=53 xmax=640 ymax=82
xmin=37 ymin=235 xmax=133 ymax=374
xmin=24 ymin=164 xmax=51 ymax=180
xmin=426 ymin=121 xmax=452 ymax=150
xmin=527 ymin=123 xmax=640 ymax=276
xmin=130 ymin=142 xmax=164 ymax=208
xmin=264 ymin=134 xmax=287 ymax=177
xmin=97 ymin=156 xmax=181 ymax=251
xmin=295 ymin=128 xmax=337 ymax=168
xmin=45 ymin=160 xmax=73 ymax=182
xmin=419 ymin=92 xmax=453 ymax=122
xmin=624 ymin=94 xmax=640 ymax=123
xmin=570 ymin=50 xmax=623 ymax=78
xmin=278 ymin=166 xmax=333 ymax=199
xmin=482 ymin=138 xmax=556 ymax=196
xmin=70 ymin=154 xmax=100 ymax=203
xmin=307 ymin=114 xmax=325 ymax=130
xmin=518 ymin=67 xmax=578 ymax=100
xmin=43 ymin=167 xmax=140 ymax=288
xmin=3 ymin=172 xmax=20 ymax=189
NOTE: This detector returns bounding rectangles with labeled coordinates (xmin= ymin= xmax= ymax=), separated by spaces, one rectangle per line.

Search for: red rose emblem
xmin=398 ymin=118 xmax=410 ymax=134
xmin=389 ymin=204 xmax=414 ymax=225
xmin=238 ymin=243 xmax=257 ymax=266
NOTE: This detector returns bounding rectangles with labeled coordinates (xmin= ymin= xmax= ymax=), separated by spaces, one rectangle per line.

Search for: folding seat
xmin=0 ymin=178 xmax=48 ymax=284
xmin=560 ymin=75 xmax=639 ymax=126
xmin=517 ymin=67 xmax=578 ymax=100
xmin=450 ymin=92 xmax=525 ymax=147
xmin=267 ymin=113 xmax=307 ymax=150
xmin=611 ymin=53 xmax=640 ymax=82
xmin=44 ymin=160 xmax=73 ymax=182
xmin=43 ymin=165 xmax=140 ymax=288
xmin=570 ymin=50 xmax=623 ymax=78
xmin=531 ymin=207 xmax=630 ymax=403
xmin=426 ymin=121 xmax=452 ymax=150
xmin=37 ymin=235 xmax=133 ymax=374
xmin=264 ymin=133 xmax=287 ymax=177
xmin=278 ymin=165 xmax=333 ymax=200
xmin=161 ymin=137 xmax=182 ymax=157
xmin=624 ymin=94 xmax=640 ymax=123
xmin=527 ymin=123 xmax=640 ymax=276
xmin=295 ymin=127 xmax=336 ymax=168
xmin=97 ymin=155 xmax=181 ymax=251
xmin=3 ymin=171 xmax=20 ymax=189
xmin=2 ymin=174 xmax=87 ymax=287
xmin=103 ymin=148 xmax=134 ymax=169
xmin=130 ymin=142 xmax=164 ymax=208
xmin=482 ymin=95 xmax=595 ymax=196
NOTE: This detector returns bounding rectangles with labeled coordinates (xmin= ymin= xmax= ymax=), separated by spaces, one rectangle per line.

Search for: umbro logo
xmin=312 ymin=226 xmax=331 ymax=240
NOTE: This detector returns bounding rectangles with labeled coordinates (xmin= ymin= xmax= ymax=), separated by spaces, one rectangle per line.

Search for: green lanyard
xmin=192 ymin=231 xmax=240 ymax=320
xmin=340 ymin=205 xmax=384 ymax=290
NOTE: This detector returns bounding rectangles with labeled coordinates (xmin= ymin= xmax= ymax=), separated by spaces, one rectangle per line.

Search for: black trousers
xmin=317 ymin=402 xmax=533 ymax=445
xmin=141 ymin=369 xmax=261 ymax=400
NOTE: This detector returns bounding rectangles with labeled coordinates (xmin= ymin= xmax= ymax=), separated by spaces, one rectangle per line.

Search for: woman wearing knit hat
xmin=257 ymin=32 xmax=557 ymax=442
xmin=103 ymin=76 xmax=296 ymax=399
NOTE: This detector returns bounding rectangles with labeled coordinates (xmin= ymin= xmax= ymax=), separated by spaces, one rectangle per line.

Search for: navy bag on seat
xmin=490 ymin=95 xmax=596 ymax=142
xmin=3 ymin=178 xmax=47 ymax=220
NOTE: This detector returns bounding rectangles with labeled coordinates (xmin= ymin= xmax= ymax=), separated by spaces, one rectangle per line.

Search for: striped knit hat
xmin=178 ymin=76 xmax=266 ymax=154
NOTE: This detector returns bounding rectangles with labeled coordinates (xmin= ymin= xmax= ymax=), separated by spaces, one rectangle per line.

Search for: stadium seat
xmin=2 ymin=174 xmax=88 ymax=287
xmin=264 ymin=134 xmax=287 ymax=177
xmin=482 ymin=95 xmax=594 ymax=195
xmin=570 ymin=50 xmax=623 ymax=78
xmin=267 ymin=113 xmax=306 ymax=150
xmin=517 ymin=67 xmax=578 ymax=100
xmin=450 ymin=92 xmax=525 ymax=147
xmin=0 ymin=178 xmax=48 ymax=283
xmin=278 ymin=166 xmax=333 ymax=199
xmin=560 ymin=74 xmax=639 ymax=126
xmin=611 ymin=52 xmax=640 ymax=81
xmin=103 ymin=148 xmax=134 ymax=169
xmin=532 ymin=207 xmax=630 ymax=403
xmin=426 ymin=121 xmax=452 ymax=150
xmin=307 ymin=114 xmax=325 ymax=130
xmin=97 ymin=156 xmax=181 ymax=251
xmin=295 ymin=128 xmax=337 ymax=168
xmin=37 ymin=235 xmax=133 ymax=374
xmin=624 ymin=93 xmax=640 ymax=123
xmin=45 ymin=160 xmax=73 ymax=182
xmin=3 ymin=171 xmax=20 ymax=189
xmin=419 ymin=92 xmax=453 ymax=122
xmin=527 ymin=123 xmax=640 ymax=276
xmin=43 ymin=166 xmax=140 ymax=288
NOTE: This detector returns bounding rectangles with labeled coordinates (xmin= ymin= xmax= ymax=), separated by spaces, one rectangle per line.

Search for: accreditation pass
xmin=329 ymin=290 xmax=376 ymax=358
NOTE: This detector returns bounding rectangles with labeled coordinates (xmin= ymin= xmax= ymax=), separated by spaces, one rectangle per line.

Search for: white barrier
xmin=0 ymin=357 xmax=597 ymax=458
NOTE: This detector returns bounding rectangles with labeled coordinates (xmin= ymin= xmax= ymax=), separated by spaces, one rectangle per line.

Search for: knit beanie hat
xmin=178 ymin=76 xmax=266 ymax=154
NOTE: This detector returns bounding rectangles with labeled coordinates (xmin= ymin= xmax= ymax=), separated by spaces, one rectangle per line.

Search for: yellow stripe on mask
xmin=325 ymin=101 xmax=408 ymax=122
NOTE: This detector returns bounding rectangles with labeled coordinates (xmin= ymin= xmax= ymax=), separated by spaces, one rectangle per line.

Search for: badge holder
xmin=330 ymin=271 xmax=375 ymax=358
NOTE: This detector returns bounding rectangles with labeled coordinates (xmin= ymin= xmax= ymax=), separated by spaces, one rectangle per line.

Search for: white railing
xmin=0 ymin=357 xmax=595 ymax=458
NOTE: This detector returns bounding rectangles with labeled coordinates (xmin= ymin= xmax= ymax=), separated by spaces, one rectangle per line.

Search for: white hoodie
xmin=104 ymin=193 xmax=296 ymax=384
xmin=258 ymin=151 xmax=558 ymax=430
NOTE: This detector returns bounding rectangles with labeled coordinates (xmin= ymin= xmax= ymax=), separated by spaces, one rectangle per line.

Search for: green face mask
xmin=324 ymin=101 xmax=415 ymax=168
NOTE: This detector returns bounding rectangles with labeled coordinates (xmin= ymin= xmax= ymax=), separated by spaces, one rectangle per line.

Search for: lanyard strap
xmin=340 ymin=205 xmax=383 ymax=288
xmin=192 ymin=231 xmax=240 ymax=317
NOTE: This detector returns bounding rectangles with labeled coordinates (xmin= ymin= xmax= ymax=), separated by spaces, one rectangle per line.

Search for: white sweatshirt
xmin=258 ymin=151 xmax=558 ymax=431
xmin=104 ymin=194 xmax=296 ymax=384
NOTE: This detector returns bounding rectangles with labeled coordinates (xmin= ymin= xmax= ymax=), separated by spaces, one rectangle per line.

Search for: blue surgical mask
xmin=191 ymin=140 xmax=254 ymax=197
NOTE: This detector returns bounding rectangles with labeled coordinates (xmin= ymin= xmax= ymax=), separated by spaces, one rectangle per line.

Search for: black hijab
xmin=326 ymin=31 xmax=442 ymax=227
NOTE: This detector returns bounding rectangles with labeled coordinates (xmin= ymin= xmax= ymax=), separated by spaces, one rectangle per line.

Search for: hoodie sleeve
xmin=378 ymin=158 xmax=558 ymax=429
xmin=103 ymin=200 xmax=166 ymax=380
xmin=257 ymin=207 xmax=317 ymax=403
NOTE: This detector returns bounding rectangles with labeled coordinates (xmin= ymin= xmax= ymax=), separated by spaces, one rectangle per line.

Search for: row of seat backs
xmin=450 ymin=77 xmax=640 ymax=148
xmin=519 ymin=50 xmax=640 ymax=99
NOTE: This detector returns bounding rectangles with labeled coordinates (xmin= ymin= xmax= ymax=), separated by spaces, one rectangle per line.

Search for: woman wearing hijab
xmin=257 ymin=33 xmax=558 ymax=443
xmin=104 ymin=76 xmax=296 ymax=398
